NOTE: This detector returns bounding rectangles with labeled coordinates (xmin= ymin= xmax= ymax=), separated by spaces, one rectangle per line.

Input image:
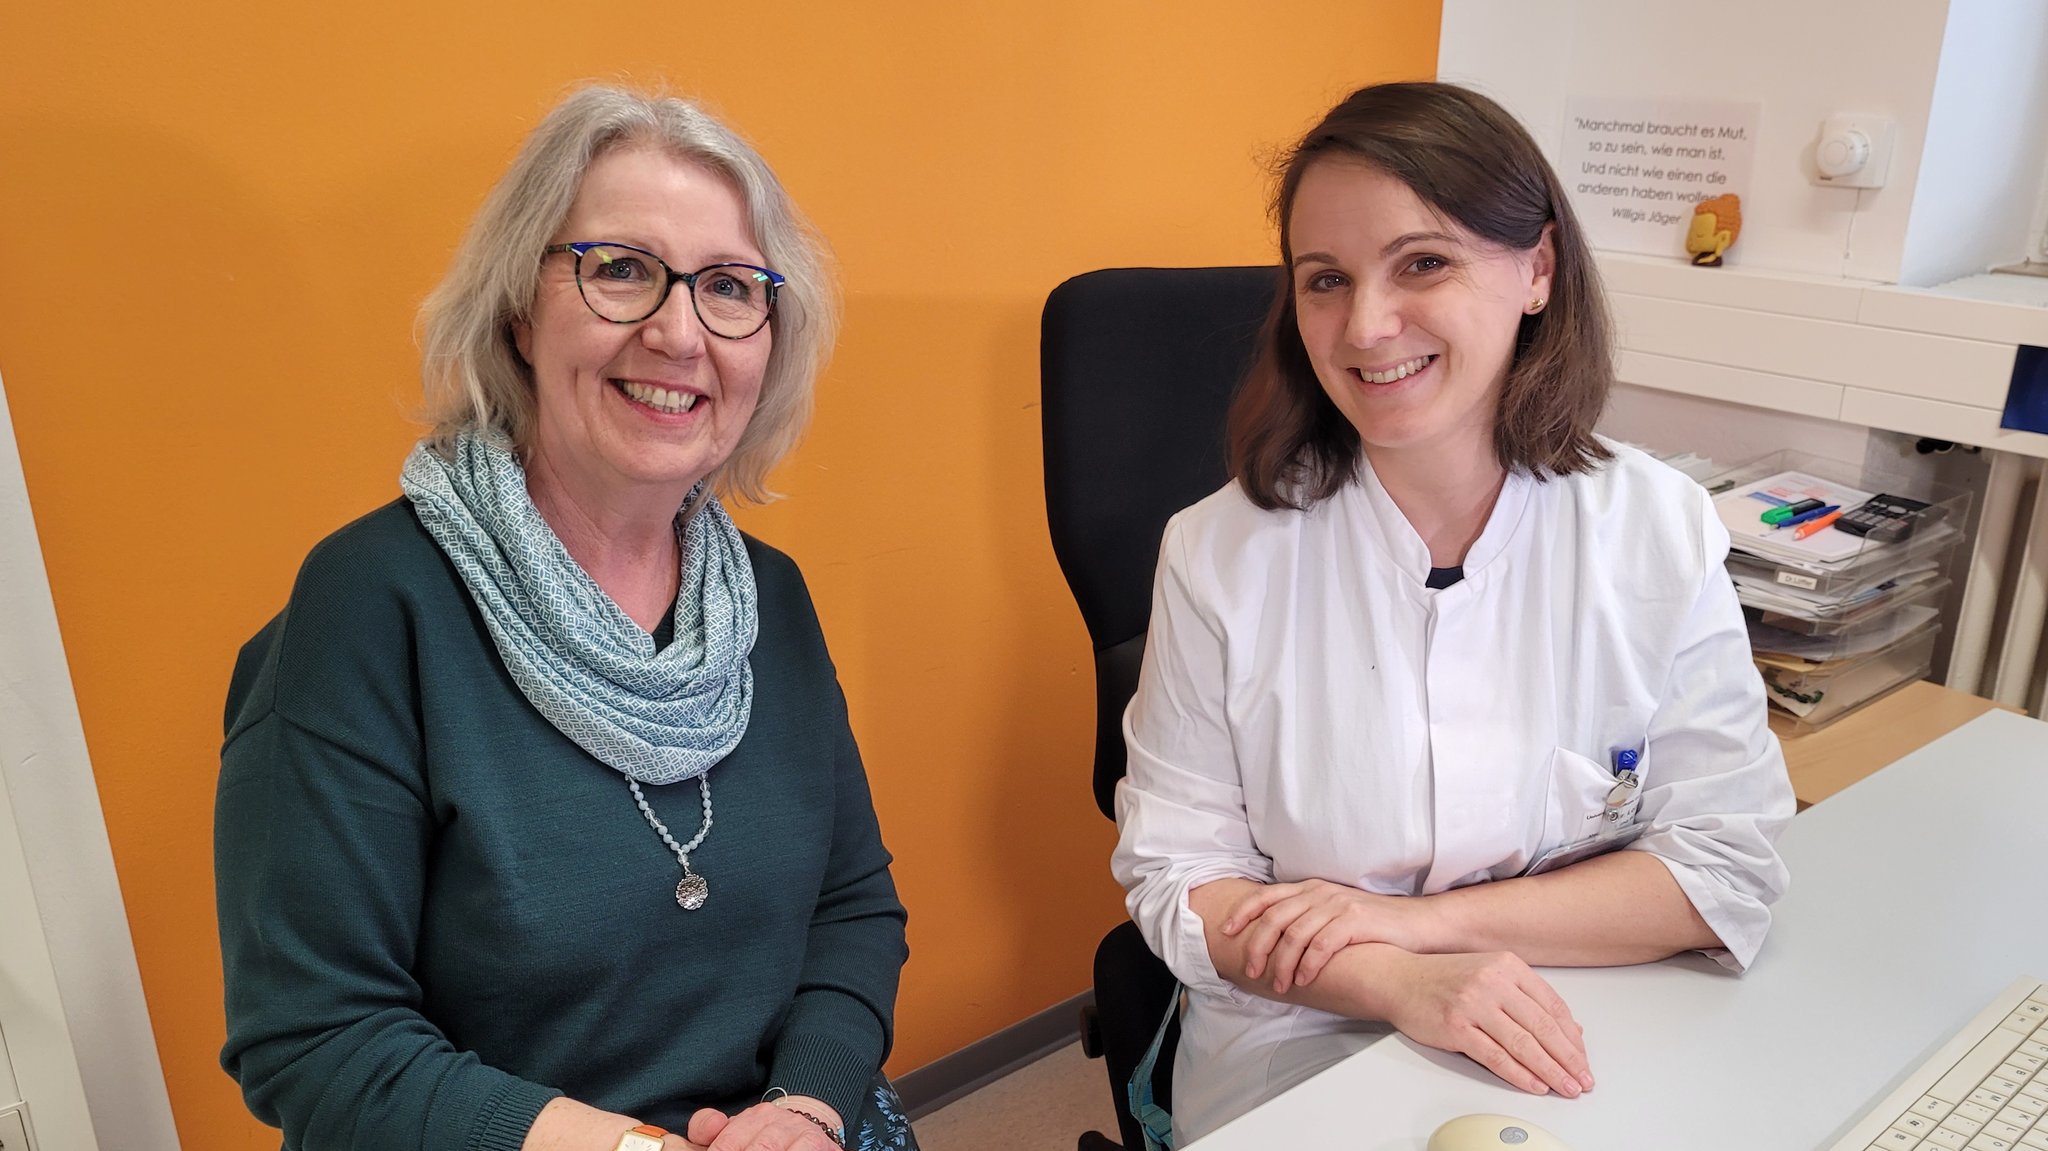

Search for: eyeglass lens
xmin=574 ymin=246 xmax=775 ymax=337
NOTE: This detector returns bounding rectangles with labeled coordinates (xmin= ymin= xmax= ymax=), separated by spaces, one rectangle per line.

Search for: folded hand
xmin=1221 ymin=878 xmax=1428 ymax=993
xmin=688 ymin=1098 xmax=843 ymax=1151
xmin=1380 ymin=950 xmax=1595 ymax=1099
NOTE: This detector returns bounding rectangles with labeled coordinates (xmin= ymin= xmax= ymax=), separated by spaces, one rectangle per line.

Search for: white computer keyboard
xmin=1830 ymin=977 xmax=2048 ymax=1151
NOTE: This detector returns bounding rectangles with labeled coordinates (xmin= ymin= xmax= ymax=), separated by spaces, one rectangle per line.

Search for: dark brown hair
xmin=1229 ymin=81 xmax=1614 ymax=510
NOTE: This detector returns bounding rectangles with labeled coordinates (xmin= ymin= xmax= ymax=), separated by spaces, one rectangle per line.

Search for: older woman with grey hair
xmin=215 ymin=86 xmax=913 ymax=1151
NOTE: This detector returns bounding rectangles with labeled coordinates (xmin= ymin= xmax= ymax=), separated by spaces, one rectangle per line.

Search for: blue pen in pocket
xmin=1604 ymin=747 xmax=1642 ymax=829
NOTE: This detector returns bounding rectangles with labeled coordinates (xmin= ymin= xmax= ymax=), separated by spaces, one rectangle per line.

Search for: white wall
xmin=1443 ymin=0 xmax=2048 ymax=289
xmin=0 ymin=373 xmax=180 ymax=1151
xmin=1899 ymin=0 xmax=2048 ymax=286
xmin=1447 ymin=0 xmax=2048 ymax=475
xmin=1439 ymin=0 xmax=1952 ymax=283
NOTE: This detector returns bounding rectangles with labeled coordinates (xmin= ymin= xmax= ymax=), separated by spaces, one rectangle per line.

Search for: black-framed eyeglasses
xmin=543 ymin=241 xmax=784 ymax=340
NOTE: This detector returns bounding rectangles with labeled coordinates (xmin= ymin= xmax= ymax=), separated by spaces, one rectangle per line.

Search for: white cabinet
xmin=1598 ymin=252 xmax=2048 ymax=460
xmin=0 ymin=1023 xmax=34 ymax=1149
xmin=0 ymin=1105 xmax=33 ymax=1151
xmin=0 ymin=1017 xmax=16 ymax=1112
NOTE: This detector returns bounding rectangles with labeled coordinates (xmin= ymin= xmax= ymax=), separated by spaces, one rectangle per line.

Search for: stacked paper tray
xmin=1740 ymin=572 xmax=1950 ymax=632
xmin=1746 ymin=580 xmax=1947 ymax=663
xmin=1711 ymin=467 xmax=1966 ymax=601
xmin=1760 ymin=620 xmax=1941 ymax=736
xmin=1723 ymin=528 xmax=1960 ymax=602
xmin=1706 ymin=449 xmax=1972 ymax=734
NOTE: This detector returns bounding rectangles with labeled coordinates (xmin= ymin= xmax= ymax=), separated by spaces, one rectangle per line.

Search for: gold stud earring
xmin=1527 ymin=297 xmax=1548 ymax=314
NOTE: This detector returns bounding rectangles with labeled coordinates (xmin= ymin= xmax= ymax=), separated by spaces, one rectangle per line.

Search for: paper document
xmin=1713 ymin=471 xmax=1876 ymax=566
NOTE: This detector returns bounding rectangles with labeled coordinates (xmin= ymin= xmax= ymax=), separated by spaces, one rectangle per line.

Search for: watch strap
xmin=614 ymin=1123 xmax=668 ymax=1151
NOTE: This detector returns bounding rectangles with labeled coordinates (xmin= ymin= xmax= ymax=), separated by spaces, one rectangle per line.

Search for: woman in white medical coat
xmin=1110 ymin=82 xmax=1795 ymax=1144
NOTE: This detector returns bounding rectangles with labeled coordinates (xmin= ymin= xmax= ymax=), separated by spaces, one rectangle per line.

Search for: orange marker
xmin=1792 ymin=509 xmax=1843 ymax=540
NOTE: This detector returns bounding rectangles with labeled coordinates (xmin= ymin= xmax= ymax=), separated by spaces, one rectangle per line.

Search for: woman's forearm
xmin=1191 ymin=877 xmax=1411 ymax=1017
xmin=1193 ymin=877 xmax=1600 ymax=1098
xmin=522 ymin=1098 xmax=699 ymax=1151
xmin=1424 ymin=850 xmax=1720 ymax=966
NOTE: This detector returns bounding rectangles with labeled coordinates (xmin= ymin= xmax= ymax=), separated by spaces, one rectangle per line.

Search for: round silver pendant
xmin=676 ymin=870 xmax=709 ymax=910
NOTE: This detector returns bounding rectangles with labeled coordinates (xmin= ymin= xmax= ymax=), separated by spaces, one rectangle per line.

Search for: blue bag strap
xmin=1126 ymin=982 xmax=1182 ymax=1151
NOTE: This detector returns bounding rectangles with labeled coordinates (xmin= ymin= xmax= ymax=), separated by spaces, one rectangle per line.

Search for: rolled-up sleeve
xmin=1111 ymin=516 xmax=1272 ymax=1003
xmin=1627 ymin=495 xmax=1796 ymax=972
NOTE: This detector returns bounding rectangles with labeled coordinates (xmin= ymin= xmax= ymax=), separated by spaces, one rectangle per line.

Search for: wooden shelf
xmin=1775 ymin=679 xmax=2021 ymax=809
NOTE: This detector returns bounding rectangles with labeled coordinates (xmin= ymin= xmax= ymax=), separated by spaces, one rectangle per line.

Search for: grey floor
xmin=915 ymin=1041 xmax=1122 ymax=1151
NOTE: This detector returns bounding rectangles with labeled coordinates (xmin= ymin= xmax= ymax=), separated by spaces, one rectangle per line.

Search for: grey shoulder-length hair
xmin=417 ymin=85 xmax=839 ymax=504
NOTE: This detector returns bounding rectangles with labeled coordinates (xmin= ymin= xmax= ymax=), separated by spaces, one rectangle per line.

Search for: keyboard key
xmin=1999 ymin=1104 xmax=2041 ymax=1127
xmin=1927 ymin=1130 xmax=1969 ymax=1151
xmin=1963 ymin=1103 xmax=2001 ymax=1123
xmin=2020 ymin=1129 xmax=2048 ymax=1151
xmin=1978 ymin=1090 xmax=2017 ymax=1111
xmin=2007 ymin=1015 xmax=2044 ymax=1035
xmin=1969 ymin=1136 xmax=2015 ymax=1151
xmin=1938 ymin=1030 xmax=2032 ymax=1103
xmin=1922 ymin=1098 xmax=1965 ymax=1120
xmin=2024 ymin=1082 xmax=2048 ymax=1105
xmin=1871 ymin=1128 xmax=1920 ymax=1149
xmin=2011 ymin=1051 xmax=2046 ymax=1076
xmin=1898 ymin=1115 xmax=1942 ymax=1136
xmin=1951 ymin=1114 xmax=1989 ymax=1137
xmin=2023 ymin=1041 xmax=2048 ymax=1062
xmin=1989 ymin=1121 xmax=2028 ymax=1141
xmin=2017 ymin=1000 xmax=2047 ymax=1023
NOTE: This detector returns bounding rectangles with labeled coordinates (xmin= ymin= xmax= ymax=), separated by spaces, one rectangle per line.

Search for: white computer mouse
xmin=1425 ymin=1113 xmax=1573 ymax=1151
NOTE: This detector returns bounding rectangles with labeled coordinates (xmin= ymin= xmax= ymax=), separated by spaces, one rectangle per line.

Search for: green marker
xmin=1762 ymin=498 xmax=1824 ymax=525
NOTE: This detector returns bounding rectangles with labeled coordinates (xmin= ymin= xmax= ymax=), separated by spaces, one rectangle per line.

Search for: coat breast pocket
xmin=1529 ymin=745 xmax=1645 ymax=877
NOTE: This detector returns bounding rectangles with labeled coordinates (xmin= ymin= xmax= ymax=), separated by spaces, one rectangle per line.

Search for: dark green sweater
xmin=216 ymin=501 xmax=907 ymax=1151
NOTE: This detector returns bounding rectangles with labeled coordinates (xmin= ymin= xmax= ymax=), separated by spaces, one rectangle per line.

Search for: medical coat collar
xmin=1350 ymin=457 xmax=1536 ymax=588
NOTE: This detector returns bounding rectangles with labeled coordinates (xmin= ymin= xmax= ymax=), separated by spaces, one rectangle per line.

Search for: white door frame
xmin=0 ymin=369 xmax=180 ymax=1150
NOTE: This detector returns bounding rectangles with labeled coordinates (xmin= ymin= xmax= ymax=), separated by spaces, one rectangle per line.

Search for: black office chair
xmin=1040 ymin=266 xmax=1280 ymax=1150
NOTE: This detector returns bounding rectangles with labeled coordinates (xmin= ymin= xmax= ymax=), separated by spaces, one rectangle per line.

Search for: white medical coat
xmin=1110 ymin=444 xmax=1795 ymax=1142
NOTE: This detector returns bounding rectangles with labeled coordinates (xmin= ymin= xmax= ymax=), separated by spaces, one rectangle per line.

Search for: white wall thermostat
xmin=1812 ymin=115 xmax=1896 ymax=189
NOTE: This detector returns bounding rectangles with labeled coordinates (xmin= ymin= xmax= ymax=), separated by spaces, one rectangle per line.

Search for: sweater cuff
xmin=452 ymin=1072 xmax=564 ymax=1151
xmin=767 ymin=992 xmax=886 ymax=1130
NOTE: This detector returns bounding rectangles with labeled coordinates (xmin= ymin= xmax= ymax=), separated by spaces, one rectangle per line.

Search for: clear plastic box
xmin=1744 ymin=578 xmax=1948 ymax=667
xmin=1705 ymin=450 xmax=1970 ymax=603
xmin=1744 ymin=576 xmax=1949 ymax=636
xmin=1760 ymin=619 xmax=1941 ymax=735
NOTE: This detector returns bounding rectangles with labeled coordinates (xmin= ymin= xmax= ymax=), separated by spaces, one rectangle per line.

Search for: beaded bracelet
xmin=761 ymin=1088 xmax=847 ymax=1148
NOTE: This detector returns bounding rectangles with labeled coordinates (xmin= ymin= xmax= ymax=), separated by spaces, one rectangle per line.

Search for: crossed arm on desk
xmin=1188 ymin=851 xmax=1720 ymax=1100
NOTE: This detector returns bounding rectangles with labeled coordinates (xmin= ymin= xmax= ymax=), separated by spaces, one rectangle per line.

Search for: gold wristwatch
xmin=613 ymin=1123 xmax=668 ymax=1151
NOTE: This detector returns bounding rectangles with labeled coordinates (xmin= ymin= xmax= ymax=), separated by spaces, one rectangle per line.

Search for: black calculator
xmin=1836 ymin=493 xmax=1937 ymax=542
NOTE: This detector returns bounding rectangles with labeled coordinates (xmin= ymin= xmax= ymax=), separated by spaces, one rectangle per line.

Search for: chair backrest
xmin=1040 ymin=266 xmax=1281 ymax=819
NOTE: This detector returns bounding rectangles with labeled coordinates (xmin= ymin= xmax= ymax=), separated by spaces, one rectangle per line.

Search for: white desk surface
xmin=1187 ymin=709 xmax=2048 ymax=1150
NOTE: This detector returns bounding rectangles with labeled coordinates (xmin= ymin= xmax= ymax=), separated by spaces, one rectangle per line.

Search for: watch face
xmin=618 ymin=1131 xmax=666 ymax=1151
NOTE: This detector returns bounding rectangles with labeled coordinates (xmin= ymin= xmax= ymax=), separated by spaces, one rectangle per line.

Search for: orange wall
xmin=0 ymin=5 xmax=1438 ymax=1147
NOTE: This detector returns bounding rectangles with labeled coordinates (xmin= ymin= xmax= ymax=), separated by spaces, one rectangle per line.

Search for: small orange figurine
xmin=1686 ymin=194 xmax=1742 ymax=266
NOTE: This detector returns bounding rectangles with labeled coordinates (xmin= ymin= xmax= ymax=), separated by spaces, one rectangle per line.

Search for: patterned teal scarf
xmin=399 ymin=430 xmax=756 ymax=785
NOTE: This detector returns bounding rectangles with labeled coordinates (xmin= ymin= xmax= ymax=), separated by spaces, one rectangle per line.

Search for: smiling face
xmin=513 ymin=143 xmax=771 ymax=515
xmin=1287 ymin=158 xmax=1553 ymax=467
